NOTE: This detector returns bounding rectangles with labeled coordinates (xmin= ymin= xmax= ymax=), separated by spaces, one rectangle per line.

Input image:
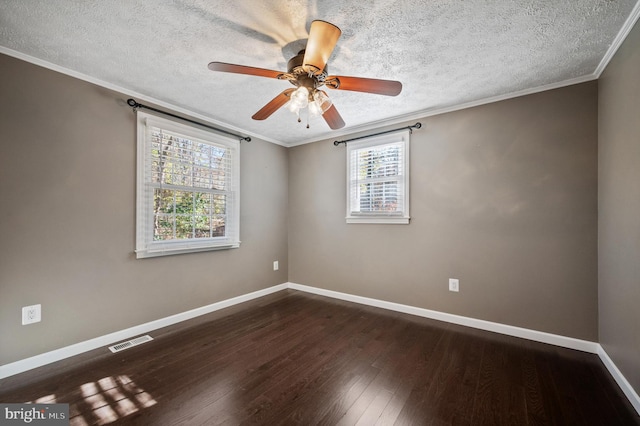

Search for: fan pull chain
xmin=306 ymin=108 xmax=310 ymax=129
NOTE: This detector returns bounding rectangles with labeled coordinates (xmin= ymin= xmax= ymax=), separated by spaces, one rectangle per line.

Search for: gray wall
xmin=289 ymin=82 xmax=599 ymax=340
xmin=0 ymin=50 xmax=610 ymax=366
xmin=0 ymin=54 xmax=289 ymax=365
xmin=599 ymin=19 xmax=640 ymax=394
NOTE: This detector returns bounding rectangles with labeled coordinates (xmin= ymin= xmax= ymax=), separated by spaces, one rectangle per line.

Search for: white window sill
xmin=346 ymin=216 xmax=410 ymax=224
xmin=136 ymin=242 xmax=240 ymax=259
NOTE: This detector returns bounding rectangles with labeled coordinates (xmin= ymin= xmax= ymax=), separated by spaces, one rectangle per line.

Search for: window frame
xmin=135 ymin=111 xmax=240 ymax=258
xmin=345 ymin=129 xmax=410 ymax=224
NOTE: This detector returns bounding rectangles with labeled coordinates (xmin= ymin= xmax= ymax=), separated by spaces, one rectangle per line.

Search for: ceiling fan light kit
xmin=208 ymin=20 xmax=402 ymax=130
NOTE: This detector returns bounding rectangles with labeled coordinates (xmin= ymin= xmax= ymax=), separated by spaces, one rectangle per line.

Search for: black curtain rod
xmin=333 ymin=122 xmax=422 ymax=146
xmin=127 ymin=98 xmax=251 ymax=142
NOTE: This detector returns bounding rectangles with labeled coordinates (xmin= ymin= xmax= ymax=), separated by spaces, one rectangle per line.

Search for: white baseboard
xmin=0 ymin=283 xmax=288 ymax=379
xmin=3 ymin=281 xmax=639 ymax=417
xmin=287 ymin=282 xmax=599 ymax=353
xmin=287 ymin=282 xmax=640 ymax=416
xmin=597 ymin=345 xmax=640 ymax=416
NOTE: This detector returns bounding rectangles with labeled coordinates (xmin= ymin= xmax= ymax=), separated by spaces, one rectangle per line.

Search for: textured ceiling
xmin=1 ymin=1 xmax=638 ymax=146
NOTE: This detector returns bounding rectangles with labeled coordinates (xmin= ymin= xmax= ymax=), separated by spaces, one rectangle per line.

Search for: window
xmin=346 ymin=130 xmax=410 ymax=224
xmin=136 ymin=112 xmax=240 ymax=258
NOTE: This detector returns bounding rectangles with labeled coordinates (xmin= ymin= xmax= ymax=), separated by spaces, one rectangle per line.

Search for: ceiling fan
xmin=208 ymin=20 xmax=402 ymax=130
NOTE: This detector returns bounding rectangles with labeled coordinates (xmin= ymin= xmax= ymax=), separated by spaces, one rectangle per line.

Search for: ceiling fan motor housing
xmin=287 ymin=49 xmax=328 ymax=92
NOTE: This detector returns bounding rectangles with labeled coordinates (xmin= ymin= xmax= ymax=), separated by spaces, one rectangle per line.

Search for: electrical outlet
xmin=449 ymin=279 xmax=459 ymax=292
xmin=22 ymin=304 xmax=41 ymax=325
xmin=273 ymin=261 xmax=279 ymax=271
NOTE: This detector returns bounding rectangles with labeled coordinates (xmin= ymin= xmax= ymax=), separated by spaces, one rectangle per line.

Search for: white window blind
xmin=136 ymin=112 xmax=240 ymax=258
xmin=346 ymin=130 xmax=410 ymax=224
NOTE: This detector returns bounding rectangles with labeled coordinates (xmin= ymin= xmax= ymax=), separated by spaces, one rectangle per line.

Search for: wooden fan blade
xmin=325 ymin=76 xmax=402 ymax=96
xmin=252 ymin=89 xmax=294 ymax=120
xmin=322 ymin=104 xmax=345 ymax=129
xmin=208 ymin=62 xmax=284 ymax=79
xmin=302 ymin=20 xmax=341 ymax=74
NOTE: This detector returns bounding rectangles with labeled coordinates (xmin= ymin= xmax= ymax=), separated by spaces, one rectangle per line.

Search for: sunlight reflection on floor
xmin=28 ymin=375 xmax=156 ymax=426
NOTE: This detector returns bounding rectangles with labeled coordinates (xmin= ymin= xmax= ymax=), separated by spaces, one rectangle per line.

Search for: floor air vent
xmin=108 ymin=335 xmax=153 ymax=353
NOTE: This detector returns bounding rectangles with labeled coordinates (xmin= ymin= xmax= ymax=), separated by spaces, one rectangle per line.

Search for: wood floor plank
xmin=1 ymin=290 xmax=638 ymax=426
xmin=261 ymin=309 xmax=398 ymax=425
xmin=234 ymin=306 xmax=379 ymax=424
xmin=554 ymin=348 xmax=629 ymax=426
xmin=470 ymin=336 xmax=529 ymax=425
xmin=415 ymin=327 xmax=485 ymax=425
xmin=589 ymin=358 xmax=640 ymax=425
xmin=520 ymin=342 xmax=551 ymax=426
xmin=373 ymin=338 xmax=434 ymax=426
xmin=376 ymin=322 xmax=450 ymax=425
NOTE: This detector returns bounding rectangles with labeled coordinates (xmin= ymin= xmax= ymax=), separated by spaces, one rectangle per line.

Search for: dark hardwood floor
xmin=1 ymin=290 xmax=638 ymax=425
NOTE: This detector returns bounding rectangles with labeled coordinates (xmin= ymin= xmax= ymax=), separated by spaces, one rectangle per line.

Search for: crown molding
xmin=0 ymin=46 xmax=285 ymax=147
xmin=286 ymin=74 xmax=598 ymax=147
xmin=595 ymin=0 xmax=640 ymax=77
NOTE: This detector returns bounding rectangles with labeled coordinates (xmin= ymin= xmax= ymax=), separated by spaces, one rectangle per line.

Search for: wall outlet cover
xmin=449 ymin=279 xmax=460 ymax=292
xmin=273 ymin=261 xmax=279 ymax=271
xmin=22 ymin=304 xmax=42 ymax=325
